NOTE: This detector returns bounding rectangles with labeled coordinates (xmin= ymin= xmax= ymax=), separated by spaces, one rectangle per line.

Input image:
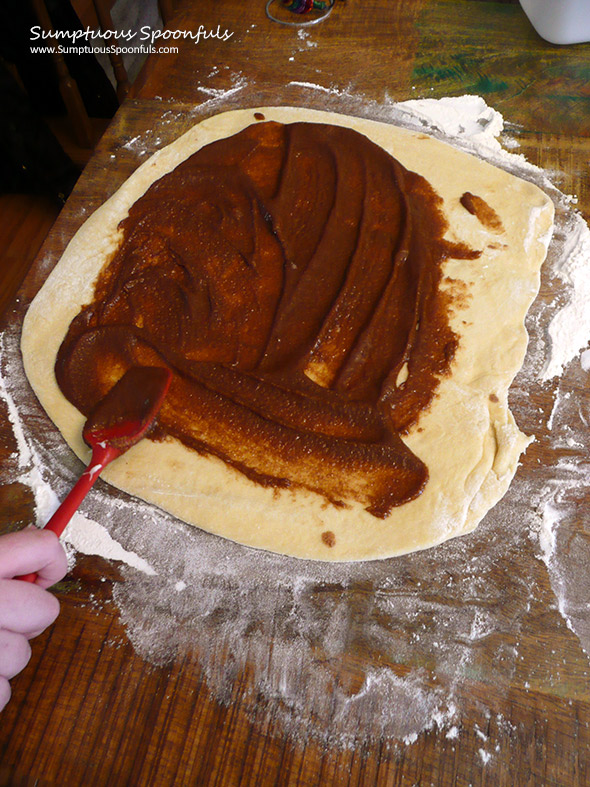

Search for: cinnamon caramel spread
xmin=82 ymin=366 xmax=171 ymax=450
xmin=56 ymin=120 xmax=477 ymax=518
xmin=460 ymin=191 xmax=503 ymax=233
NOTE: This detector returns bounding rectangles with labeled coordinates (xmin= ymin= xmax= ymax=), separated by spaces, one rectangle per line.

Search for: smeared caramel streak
xmin=460 ymin=191 xmax=504 ymax=233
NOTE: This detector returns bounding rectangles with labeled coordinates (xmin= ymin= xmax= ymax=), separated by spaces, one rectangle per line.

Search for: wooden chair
xmin=29 ymin=0 xmax=175 ymax=148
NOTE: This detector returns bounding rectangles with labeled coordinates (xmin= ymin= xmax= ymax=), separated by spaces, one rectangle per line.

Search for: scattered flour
xmin=479 ymin=748 xmax=492 ymax=765
xmin=195 ymin=73 xmax=248 ymax=101
xmin=122 ymin=134 xmax=142 ymax=150
xmin=296 ymin=29 xmax=318 ymax=48
xmin=1 ymin=93 xmax=590 ymax=751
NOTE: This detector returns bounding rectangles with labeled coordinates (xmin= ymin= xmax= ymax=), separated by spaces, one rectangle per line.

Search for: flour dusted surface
xmin=2 ymin=94 xmax=590 ymax=748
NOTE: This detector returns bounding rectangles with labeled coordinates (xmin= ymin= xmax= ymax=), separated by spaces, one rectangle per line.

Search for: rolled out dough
xmin=21 ymin=107 xmax=554 ymax=561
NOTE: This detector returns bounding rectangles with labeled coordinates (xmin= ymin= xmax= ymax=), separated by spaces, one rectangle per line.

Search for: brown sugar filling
xmin=55 ymin=120 xmax=478 ymax=518
xmin=460 ymin=191 xmax=504 ymax=233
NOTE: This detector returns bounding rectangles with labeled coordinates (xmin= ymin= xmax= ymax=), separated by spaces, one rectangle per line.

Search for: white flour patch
xmin=395 ymin=95 xmax=504 ymax=153
xmin=541 ymin=215 xmax=590 ymax=380
xmin=2 ymin=94 xmax=590 ymax=750
xmin=63 ymin=515 xmax=156 ymax=576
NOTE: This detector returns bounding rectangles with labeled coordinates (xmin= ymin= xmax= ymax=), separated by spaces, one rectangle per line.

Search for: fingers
xmin=0 ymin=676 xmax=10 ymax=712
xmin=0 ymin=530 xmax=66 ymax=713
xmin=0 ymin=579 xmax=60 ymax=638
xmin=0 ymin=629 xmax=32 ymax=680
xmin=0 ymin=529 xmax=68 ymax=588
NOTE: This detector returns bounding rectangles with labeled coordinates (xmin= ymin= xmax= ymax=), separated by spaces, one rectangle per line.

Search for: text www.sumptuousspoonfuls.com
xmin=29 ymin=23 xmax=233 ymax=56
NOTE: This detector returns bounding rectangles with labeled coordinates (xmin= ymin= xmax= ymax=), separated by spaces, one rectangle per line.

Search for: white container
xmin=519 ymin=0 xmax=590 ymax=44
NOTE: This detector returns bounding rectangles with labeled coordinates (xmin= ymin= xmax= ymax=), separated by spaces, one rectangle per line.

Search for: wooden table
xmin=2 ymin=1 xmax=590 ymax=783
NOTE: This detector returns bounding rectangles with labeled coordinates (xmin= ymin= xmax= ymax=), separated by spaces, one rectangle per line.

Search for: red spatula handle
xmin=17 ymin=443 xmax=120 ymax=583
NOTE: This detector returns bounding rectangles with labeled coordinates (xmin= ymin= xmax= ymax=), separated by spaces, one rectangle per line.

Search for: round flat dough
xmin=21 ymin=107 xmax=554 ymax=561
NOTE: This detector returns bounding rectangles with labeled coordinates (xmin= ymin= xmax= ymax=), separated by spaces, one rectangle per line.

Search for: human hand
xmin=0 ymin=529 xmax=68 ymax=711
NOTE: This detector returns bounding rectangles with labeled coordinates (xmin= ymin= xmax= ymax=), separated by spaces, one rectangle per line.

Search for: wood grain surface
xmin=1 ymin=1 xmax=590 ymax=784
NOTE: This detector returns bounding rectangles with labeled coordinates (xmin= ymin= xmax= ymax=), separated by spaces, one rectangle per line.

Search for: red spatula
xmin=18 ymin=365 xmax=172 ymax=583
